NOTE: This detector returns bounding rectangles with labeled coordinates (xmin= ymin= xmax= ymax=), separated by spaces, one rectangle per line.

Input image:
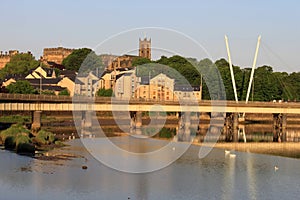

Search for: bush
xmin=0 ymin=124 xmax=30 ymax=142
xmin=59 ymin=89 xmax=70 ymax=96
xmin=4 ymin=136 xmax=16 ymax=149
xmin=33 ymin=130 xmax=55 ymax=145
xmin=15 ymin=134 xmax=34 ymax=154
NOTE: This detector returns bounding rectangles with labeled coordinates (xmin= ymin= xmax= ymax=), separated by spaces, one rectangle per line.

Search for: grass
xmin=0 ymin=115 xmax=31 ymax=123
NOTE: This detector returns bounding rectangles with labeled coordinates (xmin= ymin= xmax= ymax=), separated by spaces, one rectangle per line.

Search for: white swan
xmin=229 ymin=153 xmax=236 ymax=158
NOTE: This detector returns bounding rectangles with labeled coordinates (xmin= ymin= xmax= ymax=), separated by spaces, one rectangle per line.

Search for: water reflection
xmin=1 ymin=140 xmax=300 ymax=199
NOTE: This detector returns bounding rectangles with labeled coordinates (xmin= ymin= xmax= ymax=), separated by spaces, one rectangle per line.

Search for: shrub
xmin=33 ymin=129 xmax=55 ymax=145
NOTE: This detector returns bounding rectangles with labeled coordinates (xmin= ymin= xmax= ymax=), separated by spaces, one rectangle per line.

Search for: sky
xmin=1 ymin=0 xmax=300 ymax=72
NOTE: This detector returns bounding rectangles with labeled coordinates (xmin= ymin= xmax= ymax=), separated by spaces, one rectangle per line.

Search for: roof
xmin=26 ymin=78 xmax=62 ymax=85
xmin=41 ymin=67 xmax=55 ymax=77
xmin=140 ymin=76 xmax=150 ymax=85
xmin=4 ymin=74 xmax=26 ymax=81
xmin=31 ymin=85 xmax=66 ymax=91
xmin=174 ymin=85 xmax=200 ymax=92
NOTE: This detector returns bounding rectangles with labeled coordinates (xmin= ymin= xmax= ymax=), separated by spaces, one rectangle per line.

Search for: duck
xmin=225 ymin=150 xmax=231 ymax=154
xmin=229 ymin=153 xmax=236 ymax=158
xmin=274 ymin=166 xmax=279 ymax=171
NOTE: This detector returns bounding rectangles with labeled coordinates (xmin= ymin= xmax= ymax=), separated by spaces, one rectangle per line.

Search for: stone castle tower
xmin=139 ymin=37 xmax=151 ymax=60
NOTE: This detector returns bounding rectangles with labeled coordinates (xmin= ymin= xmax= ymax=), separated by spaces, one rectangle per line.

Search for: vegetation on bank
xmin=134 ymin=56 xmax=300 ymax=102
xmin=0 ymin=124 xmax=63 ymax=155
xmin=2 ymin=47 xmax=300 ymax=102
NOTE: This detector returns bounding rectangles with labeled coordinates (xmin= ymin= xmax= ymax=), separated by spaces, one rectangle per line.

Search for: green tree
xmin=41 ymin=90 xmax=55 ymax=95
xmin=62 ymin=48 xmax=103 ymax=73
xmin=0 ymin=53 xmax=39 ymax=79
xmin=6 ymin=80 xmax=37 ymax=94
xmin=132 ymin=57 xmax=152 ymax=66
xmin=96 ymin=88 xmax=113 ymax=97
xmin=59 ymin=89 xmax=70 ymax=96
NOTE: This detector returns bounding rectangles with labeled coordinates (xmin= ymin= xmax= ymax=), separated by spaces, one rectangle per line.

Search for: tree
xmin=132 ymin=57 xmax=152 ymax=66
xmin=96 ymin=88 xmax=113 ymax=97
xmin=59 ymin=89 xmax=70 ymax=96
xmin=6 ymin=80 xmax=37 ymax=94
xmin=0 ymin=53 xmax=40 ymax=79
xmin=41 ymin=90 xmax=55 ymax=95
xmin=62 ymin=48 xmax=103 ymax=73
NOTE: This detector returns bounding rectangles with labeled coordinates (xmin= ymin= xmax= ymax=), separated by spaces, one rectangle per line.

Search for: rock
xmin=82 ymin=165 xmax=88 ymax=170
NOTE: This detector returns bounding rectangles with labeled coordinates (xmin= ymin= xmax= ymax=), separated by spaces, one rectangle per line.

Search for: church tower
xmin=139 ymin=37 xmax=151 ymax=60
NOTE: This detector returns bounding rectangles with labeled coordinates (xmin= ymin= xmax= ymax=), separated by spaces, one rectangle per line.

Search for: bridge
xmin=1 ymin=93 xmax=300 ymax=142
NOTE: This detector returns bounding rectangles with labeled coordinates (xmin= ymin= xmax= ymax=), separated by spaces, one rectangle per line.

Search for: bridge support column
xmin=176 ymin=112 xmax=191 ymax=142
xmin=273 ymin=113 xmax=287 ymax=142
xmin=81 ymin=111 xmax=93 ymax=135
xmin=224 ymin=113 xmax=239 ymax=142
xmin=233 ymin=113 xmax=239 ymax=142
xmin=31 ymin=111 xmax=42 ymax=135
xmin=130 ymin=111 xmax=142 ymax=135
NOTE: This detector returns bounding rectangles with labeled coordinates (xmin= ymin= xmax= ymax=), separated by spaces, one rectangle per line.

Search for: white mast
xmin=245 ymin=36 xmax=261 ymax=104
xmin=225 ymin=35 xmax=238 ymax=102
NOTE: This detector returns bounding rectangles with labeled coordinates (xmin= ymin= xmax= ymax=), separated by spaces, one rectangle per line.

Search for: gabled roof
xmin=31 ymin=85 xmax=65 ymax=91
xmin=174 ymin=85 xmax=200 ymax=92
xmin=27 ymin=78 xmax=62 ymax=85
xmin=4 ymin=74 xmax=26 ymax=81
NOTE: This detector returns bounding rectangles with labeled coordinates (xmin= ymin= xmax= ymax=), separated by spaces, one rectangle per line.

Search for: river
xmin=1 ymin=137 xmax=300 ymax=200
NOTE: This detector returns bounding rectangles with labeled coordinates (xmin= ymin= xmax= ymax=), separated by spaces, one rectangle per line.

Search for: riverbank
xmin=196 ymin=142 xmax=300 ymax=159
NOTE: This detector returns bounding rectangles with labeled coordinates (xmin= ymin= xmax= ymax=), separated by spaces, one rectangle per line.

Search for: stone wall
xmin=0 ymin=50 xmax=19 ymax=69
xmin=42 ymin=47 xmax=73 ymax=65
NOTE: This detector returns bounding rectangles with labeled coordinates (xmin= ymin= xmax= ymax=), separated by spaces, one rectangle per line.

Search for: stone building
xmin=0 ymin=50 xmax=19 ymax=69
xmin=41 ymin=47 xmax=73 ymax=65
xmin=104 ymin=37 xmax=152 ymax=71
xmin=139 ymin=37 xmax=151 ymax=60
xmin=105 ymin=55 xmax=138 ymax=71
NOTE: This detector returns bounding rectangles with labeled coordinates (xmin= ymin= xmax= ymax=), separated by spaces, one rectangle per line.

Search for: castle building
xmin=41 ymin=47 xmax=73 ymax=65
xmin=139 ymin=37 xmax=151 ymax=60
xmin=0 ymin=50 xmax=19 ymax=69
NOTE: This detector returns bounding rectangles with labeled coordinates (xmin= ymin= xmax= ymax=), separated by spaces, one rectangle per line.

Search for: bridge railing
xmin=1 ymin=93 xmax=300 ymax=107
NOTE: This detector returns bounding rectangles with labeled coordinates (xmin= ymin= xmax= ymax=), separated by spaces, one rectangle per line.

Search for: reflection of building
xmin=0 ymin=50 xmax=19 ymax=69
xmin=139 ymin=37 xmax=151 ymax=60
xmin=41 ymin=47 xmax=73 ymax=65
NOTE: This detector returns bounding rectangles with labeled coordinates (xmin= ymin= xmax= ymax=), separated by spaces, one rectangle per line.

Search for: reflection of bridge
xmin=1 ymin=93 xmax=300 ymax=142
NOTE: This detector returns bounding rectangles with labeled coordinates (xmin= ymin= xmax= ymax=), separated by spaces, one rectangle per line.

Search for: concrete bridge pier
xmin=81 ymin=111 xmax=93 ymax=134
xmin=31 ymin=111 xmax=42 ymax=135
xmin=176 ymin=112 xmax=191 ymax=142
xmin=130 ymin=111 xmax=142 ymax=135
xmin=224 ymin=113 xmax=239 ymax=142
xmin=273 ymin=113 xmax=287 ymax=142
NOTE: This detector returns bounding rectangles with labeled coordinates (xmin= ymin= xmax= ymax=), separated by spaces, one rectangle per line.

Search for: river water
xmin=1 ymin=137 xmax=300 ymax=200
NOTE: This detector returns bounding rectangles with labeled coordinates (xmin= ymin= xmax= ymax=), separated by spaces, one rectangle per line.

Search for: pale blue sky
xmin=1 ymin=0 xmax=300 ymax=71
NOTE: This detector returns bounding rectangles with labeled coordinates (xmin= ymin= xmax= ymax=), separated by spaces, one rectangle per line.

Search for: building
xmin=135 ymin=73 xmax=175 ymax=101
xmin=139 ymin=37 xmax=151 ymax=60
xmin=104 ymin=37 xmax=152 ymax=71
xmin=174 ymin=85 xmax=201 ymax=101
xmin=135 ymin=73 xmax=202 ymax=101
xmin=105 ymin=55 xmax=137 ymax=71
xmin=0 ymin=50 xmax=19 ymax=69
xmin=115 ymin=70 xmax=139 ymax=100
xmin=41 ymin=47 xmax=73 ymax=65
xmin=25 ymin=66 xmax=56 ymax=79
xmin=74 ymin=72 xmax=99 ymax=97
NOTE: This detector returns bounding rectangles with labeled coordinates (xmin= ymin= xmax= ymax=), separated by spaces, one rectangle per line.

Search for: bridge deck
xmin=1 ymin=93 xmax=300 ymax=114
